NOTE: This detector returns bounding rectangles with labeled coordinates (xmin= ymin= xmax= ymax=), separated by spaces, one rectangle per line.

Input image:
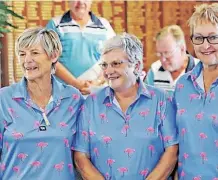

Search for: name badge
xmin=39 ymin=126 xmax=46 ymax=131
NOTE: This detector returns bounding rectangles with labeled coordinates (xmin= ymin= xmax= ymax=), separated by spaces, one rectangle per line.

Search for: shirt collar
xmin=102 ymin=78 xmax=152 ymax=104
xmin=60 ymin=10 xmax=104 ymax=27
xmin=158 ymin=54 xmax=196 ymax=72
xmin=186 ymin=61 xmax=203 ymax=81
xmin=12 ymin=75 xmax=72 ymax=102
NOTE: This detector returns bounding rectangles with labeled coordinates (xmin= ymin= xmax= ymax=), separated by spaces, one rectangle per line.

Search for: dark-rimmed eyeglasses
xmin=190 ymin=35 xmax=218 ymax=45
xmin=99 ymin=60 xmax=129 ymax=70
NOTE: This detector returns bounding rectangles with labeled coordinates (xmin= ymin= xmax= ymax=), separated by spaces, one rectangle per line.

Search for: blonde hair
xmin=156 ymin=25 xmax=186 ymax=48
xmin=101 ymin=32 xmax=143 ymax=78
xmin=15 ymin=27 xmax=62 ymax=58
xmin=188 ymin=3 xmax=218 ymax=34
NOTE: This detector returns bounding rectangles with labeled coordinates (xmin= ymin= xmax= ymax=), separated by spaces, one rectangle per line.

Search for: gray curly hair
xmin=101 ymin=32 xmax=143 ymax=78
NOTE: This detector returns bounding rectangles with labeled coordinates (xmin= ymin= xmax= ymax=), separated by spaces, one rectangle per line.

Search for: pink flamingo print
xmin=163 ymin=135 xmax=172 ymax=143
xmin=180 ymin=170 xmax=185 ymax=179
xmin=37 ymin=142 xmax=48 ymax=152
xmin=59 ymin=122 xmax=68 ymax=131
xmin=199 ymin=132 xmax=207 ymax=138
xmin=31 ymin=161 xmax=41 ymax=169
xmin=196 ymin=112 xmax=204 ymax=121
xmin=213 ymin=178 xmax=218 ymax=180
xmin=148 ymin=145 xmax=155 ymax=157
xmin=80 ymin=105 xmax=85 ymax=111
xmin=124 ymin=148 xmax=135 ymax=158
xmin=13 ymin=166 xmax=20 ymax=176
xmin=209 ymin=91 xmax=215 ymax=102
xmin=199 ymin=132 xmax=207 ymax=146
xmin=54 ymin=162 xmax=64 ymax=175
xmin=117 ymin=167 xmax=128 ymax=177
xmin=178 ymin=162 xmax=182 ymax=167
xmin=149 ymin=90 xmax=156 ymax=97
xmin=211 ymin=114 xmax=218 ymax=126
xmin=99 ymin=113 xmax=108 ymax=123
xmin=90 ymin=93 xmax=97 ymax=99
xmin=159 ymin=101 xmax=164 ymax=107
xmin=8 ymin=108 xmax=18 ymax=118
xmin=181 ymin=128 xmax=187 ymax=142
xmin=193 ymin=176 xmax=201 ymax=180
xmin=215 ymin=140 xmax=218 ymax=148
xmin=177 ymin=109 xmax=186 ymax=116
xmin=183 ymin=153 xmax=189 ymax=163
xmin=105 ymin=103 xmax=112 ymax=108
xmin=139 ymin=109 xmax=150 ymax=120
xmin=177 ymin=83 xmax=184 ymax=91
xmin=68 ymin=106 xmax=74 ymax=114
xmin=17 ymin=153 xmax=28 ymax=162
xmin=89 ymin=130 xmax=96 ymax=137
xmin=105 ymin=172 xmax=111 ymax=180
xmin=102 ymin=136 xmax=112 ymax=146
xmin=13 ymin=97 xmax=22 ymax=102
xmin=146 ymin=127 xmax=155 ymax=135
xmin=34 ymin=121 xmax=40 ymax=129
xmin=140 ymin=169 xmax=149 ymax=177
xmin=12 ymin=131 xmax=23 ymax=140
xmin=0 ymin=163 xmax=5 ymax=171
xmin=93 ymin=148 xmax=99 ymax=158
xmin=0 ymin=133 xmax=2 ymax=140
xmin=107 ymin=159 xmax=115 ymax=168
xmin=72 ymin=93 xmax=79 ymax=100
xmin=200 ymin=152 xmax=207 ymax=164
xmin=189 ymin=94 xmax=200 ymax=102
xmin=167 ymin=96 xmax=173 ymax=102
xmin=68 ymin=163 xmax=73 ymax=173
xmin=63 ymin=138 xmax=69 ymax=147
xmin=121 ymin=124 xmax=130 ymax=137
xmin=124 ymin=114 xmax=131 ymax=124
xmin=82 ymin=131 xmax=89 ymax=141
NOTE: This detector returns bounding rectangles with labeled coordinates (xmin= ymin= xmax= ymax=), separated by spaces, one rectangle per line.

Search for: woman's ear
xmin=50 ymin=51 xmax=59 ymax=64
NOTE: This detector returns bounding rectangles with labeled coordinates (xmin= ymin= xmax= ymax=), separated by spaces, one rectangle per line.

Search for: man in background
xmin=47 ymin=0 xmax=115 ymax=95
xmin=145 ymin=25 xmax=199 ymax=95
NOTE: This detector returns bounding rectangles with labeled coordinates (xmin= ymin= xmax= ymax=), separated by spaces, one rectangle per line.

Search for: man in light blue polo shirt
xmin=46 ymin=0 xmax=115 ymax=95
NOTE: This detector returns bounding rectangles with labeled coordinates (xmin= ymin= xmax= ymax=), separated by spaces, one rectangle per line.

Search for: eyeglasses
xmin=99 ymin=60 xmax=129 ymax=70
xmin=156 ymin=46 xmax=178 ymax=58
xmin=190 ymin=35 xmax=218 ymax=45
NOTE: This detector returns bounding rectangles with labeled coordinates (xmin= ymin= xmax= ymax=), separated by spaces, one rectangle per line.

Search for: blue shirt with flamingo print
xmin=74 ymin=79 xmax=178 ymax=180
xmin=174 ymin=62 xmax=218 ymax=180
xmin=0 ymin=75 xmax=84 ymax=180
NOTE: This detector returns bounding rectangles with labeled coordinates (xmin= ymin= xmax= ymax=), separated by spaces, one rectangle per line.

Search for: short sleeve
xmin=145 ymin=69 xmax=154 ymax=86
xmin=100 ymin=18 xmax=116 ymax=39
xmin=46 ymin=19 xmax=59 ymax=35
xmin=73 ymin=98 xmax=91 ymax=155
xmin=159 ymin=92 xmax=178 ymax=148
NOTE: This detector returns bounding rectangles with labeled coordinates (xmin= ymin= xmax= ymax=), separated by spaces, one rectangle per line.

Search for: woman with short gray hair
xmin=0 ymin=27 xmax=84 ymax=179
xmin=74 ymin=33 xmax=178 ymax=180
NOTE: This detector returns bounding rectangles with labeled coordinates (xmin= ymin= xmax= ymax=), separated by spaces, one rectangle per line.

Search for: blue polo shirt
xmin=174 ymin=62 xmax=218 ymax=179
xmin=74 ymin=79 xmax=178 ymax=180
xmin=46 ymin=11 xmax=115 ymax=78
xmin=0 ymin=76 xmax=84 ymax=179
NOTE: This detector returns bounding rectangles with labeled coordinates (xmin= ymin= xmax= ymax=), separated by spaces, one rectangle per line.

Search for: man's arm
xmin=146 ymin=145 xmax=178 ymax=180
xmin=55 ymin=62 xmax=90 ymax=94
xmin=55 ymin=62 xmax=84 ymax=89
xmin=74 ymin=151 xmax=104 ymax=180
